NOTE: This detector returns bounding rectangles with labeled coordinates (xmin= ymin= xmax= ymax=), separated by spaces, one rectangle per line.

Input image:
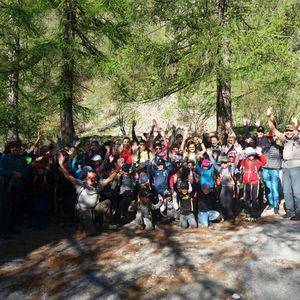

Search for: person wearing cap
xmin=130 ymin=189 xmax=163 ymax=230
xmin=195 ymin=158 xmax=215 ymax=190
xmin=159 ymin=189 xmax=179 ymax=221
xmin=268 ymin=108 xmax=300 ymax=220
xmin=256 ymin=126 xmax=269 ymax=150
xmin=240 ymin=146 xmax=267 ymax=220
xmin=177 ymin=181 xmax=197 ymax=229
xmin=261 ymin=130 xmax=282 ymax=215
xmin=148 ymin=158 xmax=174 ymax=202
xmin=118 ymin=163 xmax=137 ymax=221
xmin=135 ymin=162 xmax=151 ymax=192
xmin=198 ymin=183 xmax=223 ymax=227
xmin=207 ymin=150 xmax=240 ymax=221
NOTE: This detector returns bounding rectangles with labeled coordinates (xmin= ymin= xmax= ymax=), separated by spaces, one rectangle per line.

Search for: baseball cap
xmin=220 ymin=156 xmax=230 ymax=163
xmin=157 ymin=158 xmax=165 ymax=166
xmin=180 ymin=181 xmax=189 ymax=189
xmin=91 ymin=154 xmax=102 ymax=162
xmin=257 ymin=126 xmax=265 ymax=133
xmin=139 ymin=189 xmax=149 ymax=198
xmin=285 ymin=125 xmax=296 ymax=132
xmin=201 ymin=159 xmax=210 ymax=167
xmin=245 ymin=147 xmax=256 ymax=156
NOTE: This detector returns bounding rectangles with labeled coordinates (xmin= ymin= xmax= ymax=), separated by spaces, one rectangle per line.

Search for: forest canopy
xmin=0 ymin=0 xmax=299 ymax=144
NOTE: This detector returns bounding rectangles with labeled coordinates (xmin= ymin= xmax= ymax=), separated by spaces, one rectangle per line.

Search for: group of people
xmin=0 ymin=108 xmax=299 ymax=237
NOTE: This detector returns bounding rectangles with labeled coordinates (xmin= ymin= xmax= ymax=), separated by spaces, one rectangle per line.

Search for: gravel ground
xmin=0 ymin=215 xmax=299 ymax=300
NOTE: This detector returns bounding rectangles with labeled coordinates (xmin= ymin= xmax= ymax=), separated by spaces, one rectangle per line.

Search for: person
xmin=117 ymin=163 xmax=137 ymax=221
xmin=58 ymin=152 xmax=116 ymax=234
xmin=208 ymin=154 xmax=238 ymax=221
xmin=0 ymin=140 xmax=28 ymax=233
xmin=159 ymin=189 xmax=179 ymax=221
xmin=240 ymin=147 xmax=267 ymax=220
xmin=177 ymin=181 xmax=197 ymax=229
xmin=149 ymin=158 xmax=174 ymax=202
xmin=32 ymin=157 xmax=50 ymax=229
xmin=195 ymin=159 xmax=215 ymax=190
xmin=120 ymin=137 xmax=133 ymax=164
xmin=268 ymin=108 xmax=300 ymax=220
xmin=130 ymin=189 xmax=162 ymax=230
xmin=261 ymin=131 xmax=282 ymax=215
xmin=198 ymin=183 xmax=223 ymax=227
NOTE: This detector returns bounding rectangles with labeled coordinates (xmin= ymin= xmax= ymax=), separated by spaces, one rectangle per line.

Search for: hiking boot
xmin=266 ymin=205 xmax=273 ymax=211
xmin=274 ymin=208 xmax=280 ymax=215
xmin=290 ymin=215 xmax=300 ymax=221
xmin=282 ymin=212 xmax=294 ymax=219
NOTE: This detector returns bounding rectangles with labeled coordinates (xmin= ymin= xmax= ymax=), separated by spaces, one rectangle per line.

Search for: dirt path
xmin=0 ymin=217 xmax=299 ymax=300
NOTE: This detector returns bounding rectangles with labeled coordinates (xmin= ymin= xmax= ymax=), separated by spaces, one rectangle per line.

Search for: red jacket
xmin=121 ymin=149 xmax=132 ymax=164
xmin=240 ymin=154 xmax=267 ymax=184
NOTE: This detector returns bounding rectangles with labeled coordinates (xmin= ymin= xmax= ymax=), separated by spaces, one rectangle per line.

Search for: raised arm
xmin=58 ymin=153 xmax=77 ymax=185
xmin=267 ymin=108 xmax=282 ymax=138
xmin=28 ymin=132 xmax=42 ymax=154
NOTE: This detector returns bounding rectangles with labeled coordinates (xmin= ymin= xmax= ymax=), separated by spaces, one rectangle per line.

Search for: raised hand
xmin=255 ymin=119 xmax=261 ymax=127
xmin=58 ymin=152 xmax=65 ymax=165
xmin=267 ymin=107 xmax=273 ymax=117
xmin=242 ymin=115 xmax=249 ymax=126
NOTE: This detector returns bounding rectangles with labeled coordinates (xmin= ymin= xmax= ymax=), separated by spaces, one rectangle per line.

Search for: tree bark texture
xmin=6 ymin=36 xmax=20 ymax=142
xmin=60 ymin=0 xmax=76 ymax=144
xmin=216 ymin=0 xmax=232 ymax=134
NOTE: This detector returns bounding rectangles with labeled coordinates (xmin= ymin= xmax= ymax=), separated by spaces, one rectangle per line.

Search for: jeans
xmin=180 ymin=213 xmax=197 ymax=229
xmin=282 ymin=167 xmax=300 ymax=215
xmin=198 ymin=210 xmax=220 ymax=227
xmin=262 ymin=168 xmax=280 ymax=208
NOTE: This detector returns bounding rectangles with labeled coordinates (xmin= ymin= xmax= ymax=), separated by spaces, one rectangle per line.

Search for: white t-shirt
xmin=75 ymin=179 xmax=103 ymax=211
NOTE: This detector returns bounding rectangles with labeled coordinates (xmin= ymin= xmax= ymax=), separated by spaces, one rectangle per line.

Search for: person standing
xmin=267 ymin=108 xmax=300 ymax=220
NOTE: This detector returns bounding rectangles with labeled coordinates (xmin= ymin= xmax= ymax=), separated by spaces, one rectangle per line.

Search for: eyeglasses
xmin=155 ymin=147 xmax=161 ymax=150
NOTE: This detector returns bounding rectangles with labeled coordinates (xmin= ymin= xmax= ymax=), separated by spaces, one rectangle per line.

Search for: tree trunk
xmin=60 ymin=0 xmax=76 ymax=144
xmin=216 ymin=0 xmax=232 ymax=134
xmin=6 ymin=37 xmax=20 ymax=142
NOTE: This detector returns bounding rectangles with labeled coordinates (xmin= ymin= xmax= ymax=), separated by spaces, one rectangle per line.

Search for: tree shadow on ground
xmin=0 ymin=218 xmax=299 ymax=299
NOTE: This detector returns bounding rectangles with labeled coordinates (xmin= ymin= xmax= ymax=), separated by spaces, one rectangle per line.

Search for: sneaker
xmin=283 ymin=212 xmax=294 ymax=219
xmin=266 ymin=205 xmax=273 ymax=211
xmin=274 ymin=208 xmax=280 ymax=215
xmin=290 ymin=215 xmax=300 ymax=221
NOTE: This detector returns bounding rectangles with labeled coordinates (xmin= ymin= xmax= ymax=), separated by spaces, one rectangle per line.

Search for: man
xmin=0 ymin=141 xmax=28 ymax=233
xmin=267 ymin=108 xmax=300 ymax=220
xmin=58 ymin=152 xmax=116 ymax=234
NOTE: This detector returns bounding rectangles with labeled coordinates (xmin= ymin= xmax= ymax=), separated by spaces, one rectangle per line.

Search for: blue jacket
xmin=0 ymin=153 xmax=28 ymax=187
xmin=195 ymin=160 xmax=215 ymax=189
xmin=149 ymin=163 xmax=174 ymax=193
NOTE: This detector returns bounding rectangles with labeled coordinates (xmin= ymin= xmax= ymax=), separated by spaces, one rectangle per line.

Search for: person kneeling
xmin=58 ymin=153 xmax=116 ymax=235
xmin=198 ymin=183 xmax=223 ymax=227
xmin=178 ymin=181 xmax=197 ymax=229
xmin=130 ymin=189 xmax=162 ymax=230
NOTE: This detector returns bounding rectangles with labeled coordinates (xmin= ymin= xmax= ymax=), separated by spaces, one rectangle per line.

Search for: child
xmin=208 ymin=153 xmax=238 ymax=221
xmin=195 ymin=159 xmax=215 ymax=189
xmin=118 ymin=163 xmax=137 ymax=220
xmin=131 ymin=189 xmax=162 ymax=230
xmin=198 ymin=183 xmax=223 ymax=227
xmin=159 ymin=189 xmax=179 ymax=221
xmin=240 ymin=147 xmax=267 ymax=220
xmin=177 ymin=181 xmax=197 ymax=229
